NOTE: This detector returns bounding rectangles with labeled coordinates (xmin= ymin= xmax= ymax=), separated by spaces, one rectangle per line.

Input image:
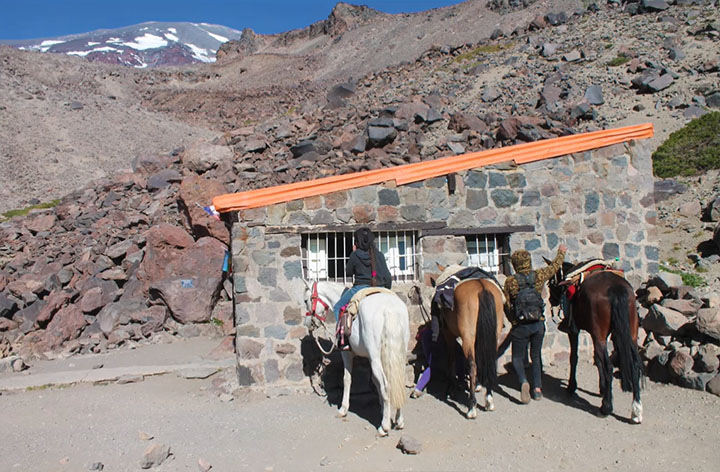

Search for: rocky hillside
xmin=1 ymin=0 xmax=719 ymax=374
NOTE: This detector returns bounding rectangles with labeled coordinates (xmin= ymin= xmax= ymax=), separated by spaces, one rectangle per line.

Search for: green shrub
xmin=652 ymin=112 xmax=720 ymax=178
xmin=659 ymin=265 xmax=707 ymax=288
xmin=606 ymin=55 xmax=630 ymax=67
xmin=1 ymin=199 xmax=61 ymax=222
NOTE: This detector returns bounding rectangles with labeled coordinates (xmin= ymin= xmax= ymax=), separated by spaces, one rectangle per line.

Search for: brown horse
xmin=547 ymin=261 xmax=644 ymax=423
xmin=437 ymin=277 xmax=504 ymax=419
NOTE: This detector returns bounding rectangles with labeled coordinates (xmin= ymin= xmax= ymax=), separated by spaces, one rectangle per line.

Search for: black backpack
xmin=514 ymin=271 xmax=544 ymax=323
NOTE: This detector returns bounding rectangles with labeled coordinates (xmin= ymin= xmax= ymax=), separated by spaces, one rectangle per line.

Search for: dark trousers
xmin=510 ymin=321 xmax=545 ymax=389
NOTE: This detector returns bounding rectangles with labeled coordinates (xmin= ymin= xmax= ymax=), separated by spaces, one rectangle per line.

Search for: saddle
xmin=433 ymin=266 xmax=505 ymax=312
xmin=338 ymin=287 xmax=395 ymax=343
xmin=561 ymin=259 xmax=625 ymax=300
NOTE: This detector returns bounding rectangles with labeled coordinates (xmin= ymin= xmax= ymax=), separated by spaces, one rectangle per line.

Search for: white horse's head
xmin=302 ymin=279 xmax=331 ymax=329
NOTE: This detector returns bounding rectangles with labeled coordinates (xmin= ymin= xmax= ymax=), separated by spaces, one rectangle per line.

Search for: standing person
xmin=503 ymin=244 xmax=566 ymax=403
xmin=333 ymin=227 xmax=392 ymax=349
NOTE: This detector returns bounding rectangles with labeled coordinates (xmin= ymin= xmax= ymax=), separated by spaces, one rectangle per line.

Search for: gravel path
xmin=2 ymin=346 xmax=718 ymax=471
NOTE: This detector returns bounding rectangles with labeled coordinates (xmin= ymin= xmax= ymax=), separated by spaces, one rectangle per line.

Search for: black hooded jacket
xmin=346 ymin=248 xmax=392 ymax=289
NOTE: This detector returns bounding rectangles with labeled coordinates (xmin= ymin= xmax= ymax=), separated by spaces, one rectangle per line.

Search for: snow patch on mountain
xmin=2 ymin=21 xmax=243 ymax=67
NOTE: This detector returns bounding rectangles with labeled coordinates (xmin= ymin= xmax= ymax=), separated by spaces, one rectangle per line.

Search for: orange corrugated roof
xmin=213 ymin=123 xmax=654 ymax=212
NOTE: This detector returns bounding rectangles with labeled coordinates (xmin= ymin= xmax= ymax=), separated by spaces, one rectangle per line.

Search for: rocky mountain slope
xmin=0 ymin=0 xmax=719 ymax=384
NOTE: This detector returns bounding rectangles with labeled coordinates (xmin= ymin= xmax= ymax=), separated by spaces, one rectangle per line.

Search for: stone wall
xmin=230 ymin=140 xmax=657 ymax=389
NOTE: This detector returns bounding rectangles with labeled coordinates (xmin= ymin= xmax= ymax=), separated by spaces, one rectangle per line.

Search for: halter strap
xmin=305 ymin=281 xmax=330 ymax=322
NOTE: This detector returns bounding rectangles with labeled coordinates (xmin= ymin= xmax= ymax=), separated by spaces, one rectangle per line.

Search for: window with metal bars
xmin=464 ymin=233 xmax=510 ymax=275
xmin=301 ymin=230 xmax=420 ymax=283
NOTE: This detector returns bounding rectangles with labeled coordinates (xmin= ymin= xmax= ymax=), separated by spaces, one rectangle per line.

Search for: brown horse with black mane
xmin=547 ymin=261 xmax=644 ymax=424
xmin=436 ymin=271 xmax=505 ymax=419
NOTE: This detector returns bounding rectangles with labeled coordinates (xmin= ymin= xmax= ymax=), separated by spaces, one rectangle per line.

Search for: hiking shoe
xmin=520 ymin=382 xmax=531 ymax=404
xmin=531 ymin=389 xmax=543 ymax=401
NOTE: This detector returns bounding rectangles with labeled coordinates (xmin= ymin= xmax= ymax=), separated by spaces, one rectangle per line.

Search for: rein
xmin=305 ymin=281 xmax=337 ymax=356
xmin=409 ymin=284 xmax=432 ymax=323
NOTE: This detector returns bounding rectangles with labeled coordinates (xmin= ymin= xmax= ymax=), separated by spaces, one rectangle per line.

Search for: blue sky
xmin=0 ymin=0 xmax=463 ymax=40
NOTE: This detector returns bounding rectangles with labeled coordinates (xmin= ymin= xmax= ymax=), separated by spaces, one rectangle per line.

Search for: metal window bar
xmin=302 ymin=230 xmax=419 ymax=282
xmin=465 ymin=233 xmax=509 ymax=276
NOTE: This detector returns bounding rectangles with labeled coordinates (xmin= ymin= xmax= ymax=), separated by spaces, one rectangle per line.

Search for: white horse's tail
xmin=380 ymin=303 xmax=407 ymax=411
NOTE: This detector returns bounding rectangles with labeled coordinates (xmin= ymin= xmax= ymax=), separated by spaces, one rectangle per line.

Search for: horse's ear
xmin=430 ymin=276 xmax=437 ymax=288
xmin=542 ymin=256 xmax=552 ymax=265
xmin=436 ymin=262 xmax=446 ymax=272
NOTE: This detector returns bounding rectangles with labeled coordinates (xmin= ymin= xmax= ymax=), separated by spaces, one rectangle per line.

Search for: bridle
xmin=305 ymin=281 xmax=330 ymax=323
xmin=304 ymin=281 xmax=336 ymax=356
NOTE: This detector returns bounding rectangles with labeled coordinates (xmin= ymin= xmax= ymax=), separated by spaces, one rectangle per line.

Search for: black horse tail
xmin=476 ymin=288 xmax=498 ymax=391
xmin=609 ymin=284 xmax=644 ymax=393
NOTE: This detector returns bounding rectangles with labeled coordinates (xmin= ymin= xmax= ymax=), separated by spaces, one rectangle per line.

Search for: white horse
xmin=303 ymin=281 xmax=410 ymax=436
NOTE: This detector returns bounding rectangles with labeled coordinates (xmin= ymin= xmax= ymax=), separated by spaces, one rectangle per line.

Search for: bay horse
xmin=547 ymin=261 xmax=644 ymax=424
xmin=435 ymin=273 xmax=504 ymax=419
xmin=303 ymin=281 xmax=410 ymax=436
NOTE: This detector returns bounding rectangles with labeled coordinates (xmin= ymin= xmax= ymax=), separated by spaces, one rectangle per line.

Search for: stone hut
xmin=214 ymin=124 xmax=658 ymax=390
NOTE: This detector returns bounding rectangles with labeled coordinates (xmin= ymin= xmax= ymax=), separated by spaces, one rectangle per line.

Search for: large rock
xmin=150 ymin=237 xmax=227 ymax=324
xmin=668 ymin=350 xmax=693 ymax=378
xmin=178 ymin=175 xmax=230 ymax=244
xmin=661 ymin=298 xmax=702 ymax=317
xmin=694 ymin=345 xmax=720 ymax=373
xmin=138 ymin=224 xmax=195 ymax=288
xmin=696 ymin=308 xmax=720 ymax=342
xmin=24 ymin=214 xmax=57 ymax=234
xmin=36 ymin=290 xmax=73 ymax=324
xmin=707 ymin=374 xmax=720 ymax=396
xmin=181 ymin=141 xmax=233 ymax=173
xmin=41 ymin=304 xmax=86 ymax=351
xmin=643 ymin=304 xmax=689 ymax=336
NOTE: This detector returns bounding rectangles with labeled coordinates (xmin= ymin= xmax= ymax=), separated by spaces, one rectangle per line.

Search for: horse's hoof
xmin=410 ymin=389 xmax=423 ymax=399
xmin=485 ymin=397 xmax=495 ymax=412
xmin=598 ymin=405 xmax=612 ymax=418
xmin=631 ymin=401 xmax=643 ymax=424
xmin=466 ymin=408 xmax=477 ymax=420
xmin=337 ymin=408 xmax=348 ymax=418
xmin=393 ymin=420 xmax=405 ymax=430
xmin=377 ymin=426 xmax=389 ymax=437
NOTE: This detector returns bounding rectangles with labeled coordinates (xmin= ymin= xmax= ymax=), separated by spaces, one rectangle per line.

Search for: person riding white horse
xmin=304 ymin=229 xmax=409 ymax=436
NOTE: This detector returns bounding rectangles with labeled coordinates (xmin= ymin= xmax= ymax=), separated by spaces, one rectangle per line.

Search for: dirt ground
xmin=1 ymin=337 xmax=718 ymax=471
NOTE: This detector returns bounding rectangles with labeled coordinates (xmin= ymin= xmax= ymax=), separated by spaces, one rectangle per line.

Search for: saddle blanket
xmin=433 ymin=266 xmax=505 ymax=311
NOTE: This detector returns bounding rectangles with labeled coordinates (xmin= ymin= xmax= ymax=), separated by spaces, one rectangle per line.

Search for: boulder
xmin=96 ymin=300 xmax=146 ymax=334
xmin=0 ymin=292 xmax=18 ymax=318
xmin=694 ymin=345 xmax=720 ymax=373
xmin=138 ymin=224 xmax=195 ymax=287
xmin=448 ymin=112 xmax=488 ymax=133
xmin=181 ymin=141 xmax=233 ymax=173
xmin=668 ymin=349 xmax=693 ymax=378
xmin=41 ymin=304 xmax=86 ymax=351
xmin=24 ymin=214 xmax=57 ymax=234
xmin=660 ymin=298 xmax=702 ymax=317
xmin=178 ymin=175 xmax=230 ymax=244
xmin=35 ymin=290 xmax=73 ymax=324
xmin=150 ymin=237 xmax=227 ymax=324
xmin=707 ymin=374 xmax=720 ymax=396
xmin=584 ymin=85 xmax=604 ymax=105
xmin=366 ymin=126 xmax=397 ymax=148
xmin=696 ymin=308 xmax=720 ymax=343
xmin=643 ymin=304 xmax=689 ymax=336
